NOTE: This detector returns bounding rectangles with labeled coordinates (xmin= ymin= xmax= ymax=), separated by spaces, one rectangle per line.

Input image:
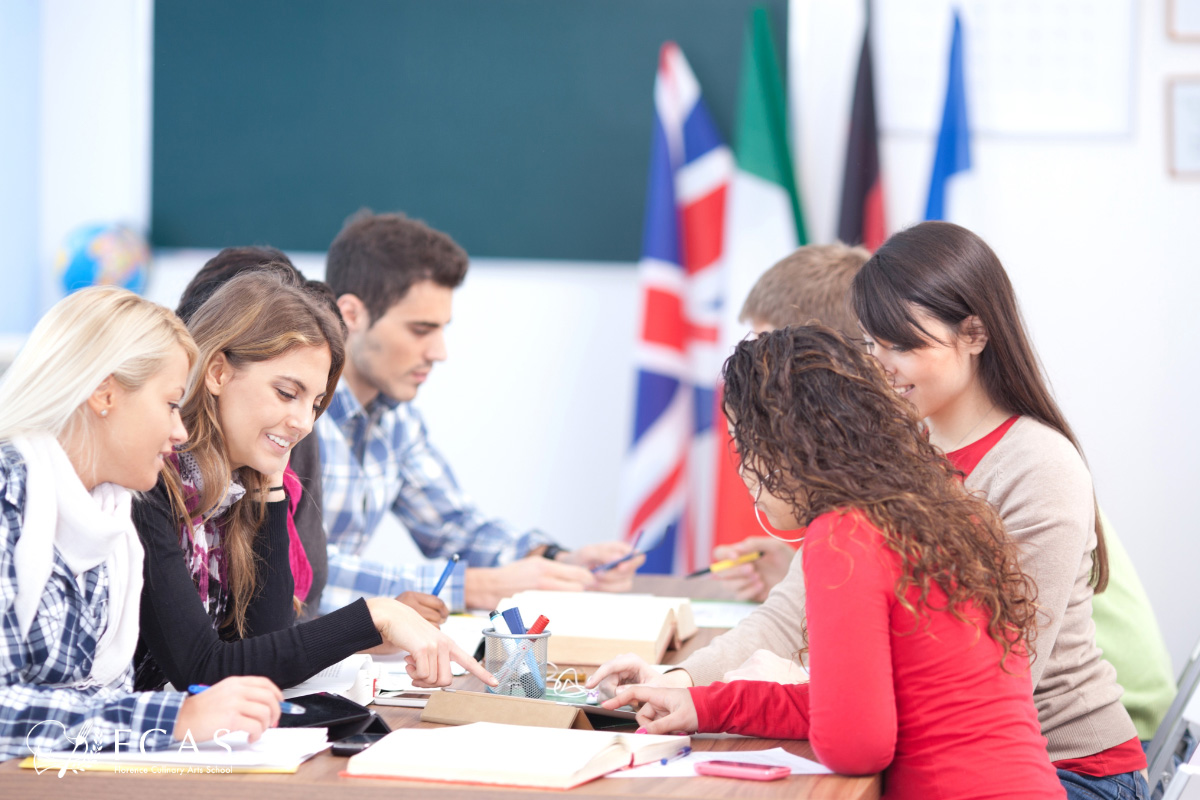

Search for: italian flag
xmin=712 ymin=5 xmax=808 ymax=553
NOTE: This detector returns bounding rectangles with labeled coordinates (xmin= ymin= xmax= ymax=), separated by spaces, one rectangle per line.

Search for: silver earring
xmin=100 ymin=409 xmax=108 ymax=417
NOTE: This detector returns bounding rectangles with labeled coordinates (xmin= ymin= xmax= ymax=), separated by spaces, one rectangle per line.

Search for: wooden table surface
xmin=0 ymin=577 xmax=881 ymax=799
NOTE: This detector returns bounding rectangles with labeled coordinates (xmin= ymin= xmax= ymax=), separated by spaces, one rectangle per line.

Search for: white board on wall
xmin=874 ymin=0 xmax=1135 ymax=136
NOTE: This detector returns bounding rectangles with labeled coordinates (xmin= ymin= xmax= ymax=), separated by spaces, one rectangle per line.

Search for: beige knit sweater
xmin=674 ymin=416 xmax=1137 ymax=761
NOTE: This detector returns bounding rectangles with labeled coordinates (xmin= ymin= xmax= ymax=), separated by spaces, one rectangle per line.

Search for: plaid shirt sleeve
xmin=0 ymin=448 xmax=183 ymax=761
xmin=0 ymin=683 xmax=184 ymax=761
xmin=389 ymin=408 xmax=554 ymax=567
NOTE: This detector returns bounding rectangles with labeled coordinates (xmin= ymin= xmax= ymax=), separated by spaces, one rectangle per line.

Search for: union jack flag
xmin=619 ymin=43 xmax=732 ymax=574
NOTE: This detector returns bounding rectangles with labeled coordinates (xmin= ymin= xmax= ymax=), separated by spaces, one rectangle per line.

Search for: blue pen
xmin=431 ymin=553 xmax=460 ymax=597
xmin=187 ymin=684 xmax=306 ymax=715
xmin=593 ymin=530 xmax=644 ymax=574
xmin=660 ymin=746 xmax=693 ymax=765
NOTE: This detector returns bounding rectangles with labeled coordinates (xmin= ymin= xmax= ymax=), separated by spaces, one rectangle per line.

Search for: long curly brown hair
xmin=722 ymin=325 xmax=1038 ymax=666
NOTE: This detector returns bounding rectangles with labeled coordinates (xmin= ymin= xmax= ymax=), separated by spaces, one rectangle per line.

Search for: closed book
xmin=497 ymin=591 xmax=696 ymax=665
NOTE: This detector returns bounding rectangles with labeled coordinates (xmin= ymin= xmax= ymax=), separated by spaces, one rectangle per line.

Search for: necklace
xmin=947 ymin=402 xmax=997 ymax=452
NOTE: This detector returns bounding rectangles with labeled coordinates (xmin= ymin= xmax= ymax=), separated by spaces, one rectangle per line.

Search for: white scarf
xmin=11 ymin=434 xmax=144 ymax=688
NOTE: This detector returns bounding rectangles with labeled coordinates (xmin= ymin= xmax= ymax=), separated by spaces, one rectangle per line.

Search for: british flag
xmin=619 ymin=43 xmax=732 ymax=574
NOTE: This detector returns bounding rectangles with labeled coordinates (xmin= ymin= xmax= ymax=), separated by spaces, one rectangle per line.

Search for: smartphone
xmin=694 ymin=760 xmax=790 ymax=781
xmin=330 ymin=733 xmax=387 ymax=757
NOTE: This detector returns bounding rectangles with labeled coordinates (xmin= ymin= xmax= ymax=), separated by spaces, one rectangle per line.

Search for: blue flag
xmin=925 ymin=12 xmax=971 ymax=221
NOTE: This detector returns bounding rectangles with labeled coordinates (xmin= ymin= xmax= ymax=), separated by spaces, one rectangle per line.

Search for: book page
xmin=348 ymin=721 xmax=686 ymax=781
xmin=282 ymin=653 xmax=372 ymax=699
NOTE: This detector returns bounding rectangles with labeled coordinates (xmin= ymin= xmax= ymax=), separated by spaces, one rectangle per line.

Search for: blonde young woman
xmin=0 ymin=288 xmax=283 ymax=761
xmin=133 ymin=270 xmax=494 ymax=692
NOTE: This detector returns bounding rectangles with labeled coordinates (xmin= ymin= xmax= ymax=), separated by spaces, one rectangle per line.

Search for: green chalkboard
xmin=151 ymin=0 xmax=787 ymax=261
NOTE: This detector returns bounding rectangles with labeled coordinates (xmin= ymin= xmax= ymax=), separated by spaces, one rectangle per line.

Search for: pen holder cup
xmin=482 ymin=628 xmax=551 ymax=699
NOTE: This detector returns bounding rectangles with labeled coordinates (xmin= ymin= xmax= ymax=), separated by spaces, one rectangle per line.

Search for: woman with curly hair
xmin=605 ymin=326 xmax=1064 ymax=799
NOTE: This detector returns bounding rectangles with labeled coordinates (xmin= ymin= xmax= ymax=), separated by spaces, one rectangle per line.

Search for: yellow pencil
xmin=686 ymin=550 xmax=764 ymax=578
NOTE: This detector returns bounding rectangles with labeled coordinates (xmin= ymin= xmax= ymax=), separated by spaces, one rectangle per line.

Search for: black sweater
xmin=132 ymin=477 xmax=381 ymax=691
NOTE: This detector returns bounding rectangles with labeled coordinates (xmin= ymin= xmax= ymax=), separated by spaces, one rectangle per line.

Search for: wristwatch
xmin=540 ymin=544 xmax=569 ymax=561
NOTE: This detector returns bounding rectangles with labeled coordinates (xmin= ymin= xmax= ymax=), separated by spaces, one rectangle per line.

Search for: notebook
xmin=342 ymin=721 xmax=688 ymax=790
xmin=496 ymin=591 xmax=697 ymax=665
xmin=20 ymin=728 xmax=330 ymax=774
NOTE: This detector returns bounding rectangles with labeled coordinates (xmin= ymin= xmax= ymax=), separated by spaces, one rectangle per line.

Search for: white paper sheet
xmin=690 ymin=600 xmax=760 ymax=629
xmin=282 ymin=653 xmax=373 ymax=700
xmin=604 ymin=746 xmax=832 ymax=778
xmin=28 ymin=728 xmax=330 ymax=771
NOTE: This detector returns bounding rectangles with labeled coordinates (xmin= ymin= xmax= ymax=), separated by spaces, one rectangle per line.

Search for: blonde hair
xmin=738 ymin=242 xmax=871 ymax=337
xmin=165 ymin=270 xmax=345 ymax=635
xmin=0 ymin=287 xmax=198 ymax=455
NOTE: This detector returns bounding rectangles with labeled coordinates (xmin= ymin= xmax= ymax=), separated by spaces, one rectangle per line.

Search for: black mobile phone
xmin=330 ymin=733 xmax=387 ymax=757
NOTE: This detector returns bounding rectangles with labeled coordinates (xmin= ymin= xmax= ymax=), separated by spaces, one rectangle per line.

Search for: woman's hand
xmin=173 ymin=676 xmax=283 ymax=743
xmin=723 ymin=649 xmax=808 ymax=684
xmin=586 ymin=653 xmax=693 ymax=700
xmin=602 ymin=685 xmax=698 ymax=735
xmin=710 ymin=537 xmax=797 ymax=602
xmin=365 ymin=597 xmax=497 ymax=688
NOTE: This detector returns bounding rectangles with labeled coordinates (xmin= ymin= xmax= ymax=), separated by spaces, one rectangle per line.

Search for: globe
xmin=56 ymin=223 xmax=151 ymax=295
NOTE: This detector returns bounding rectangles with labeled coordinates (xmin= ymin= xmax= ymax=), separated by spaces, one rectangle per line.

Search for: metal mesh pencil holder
xmin=483 ymin=628 xmax=550 ymax=699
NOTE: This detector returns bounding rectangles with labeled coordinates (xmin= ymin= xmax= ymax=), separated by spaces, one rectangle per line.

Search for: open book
xmin=497 ymin=591 xmax=697 ymax=665
xmin=343 ymin=721 xmax=688 ymax=790
xmin=282 ymin=653 xmax=375 ymax=705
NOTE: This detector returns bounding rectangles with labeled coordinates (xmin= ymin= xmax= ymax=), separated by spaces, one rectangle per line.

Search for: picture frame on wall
xmin=1169 ymin=0 xmax=1200 ymax=40
xmin=1168 ymin=77 xmax=1200 ymax=177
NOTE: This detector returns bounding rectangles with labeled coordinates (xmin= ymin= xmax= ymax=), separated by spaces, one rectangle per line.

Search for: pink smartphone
xmin=694 ymin=760 xmax=790 ymax=781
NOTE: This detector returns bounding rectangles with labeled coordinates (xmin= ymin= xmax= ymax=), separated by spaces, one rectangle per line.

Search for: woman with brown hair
xmin=606 ymin=326 xmax=1063 ymax=798
xmin=133 ymin=270 xmax=495 ymax=692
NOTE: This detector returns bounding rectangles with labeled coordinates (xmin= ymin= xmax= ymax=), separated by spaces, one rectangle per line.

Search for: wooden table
xmin=0 ymin=577 xmax=881 ymax=799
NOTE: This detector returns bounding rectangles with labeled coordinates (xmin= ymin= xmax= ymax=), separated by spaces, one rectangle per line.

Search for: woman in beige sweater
xmin=591 ymin=222 xmax=1147 ymax=799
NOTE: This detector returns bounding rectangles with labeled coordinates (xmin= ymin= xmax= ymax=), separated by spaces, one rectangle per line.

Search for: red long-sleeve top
xmin=689 ymin=509 xmax=1065 ymax=800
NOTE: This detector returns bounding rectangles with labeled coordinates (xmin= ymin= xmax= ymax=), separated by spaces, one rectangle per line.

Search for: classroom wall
xmin=790 ymin=0 xmax=1200 ymax=669
xmin=0 ymin=1 xmax=40 ymax=341
xmin=11 ymin=0 xmax=1200 ymax=671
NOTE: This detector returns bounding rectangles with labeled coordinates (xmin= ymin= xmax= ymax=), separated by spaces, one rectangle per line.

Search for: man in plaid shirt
xmin=316 ymin=212 xmax=641 ymax=615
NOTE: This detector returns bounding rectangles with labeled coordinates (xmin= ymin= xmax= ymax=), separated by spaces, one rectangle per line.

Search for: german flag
xmin=836 ymin=20 xmax=887 ymax=252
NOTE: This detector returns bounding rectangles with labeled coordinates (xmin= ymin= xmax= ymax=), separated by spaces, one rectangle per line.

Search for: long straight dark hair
xmin=851 ymin=221 xmax=1108 ymax=591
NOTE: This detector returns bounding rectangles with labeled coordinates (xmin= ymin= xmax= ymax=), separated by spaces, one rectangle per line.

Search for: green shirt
xmin=1094 ymin=510 xmax=1176 ymax=740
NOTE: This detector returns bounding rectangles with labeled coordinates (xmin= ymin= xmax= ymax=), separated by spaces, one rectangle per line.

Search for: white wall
xmin=791 ymin=0 xmax=1200 ymax=669
xmin=0 ymin=0 xmax=41 ymax=339
xmin=13 ymin=0 xmax=1200 ymax=671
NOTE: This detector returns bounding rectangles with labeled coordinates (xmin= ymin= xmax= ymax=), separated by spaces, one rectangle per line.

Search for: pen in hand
xmin=592 ymin=530 xmax=644 ymax=574
xmin=431 ymin=553 xmax=460 ymax=597
xmin=686 ymin=551 xmax=765 ymax=578
xmin=187 ymin=684 xmax=306 ymax=715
